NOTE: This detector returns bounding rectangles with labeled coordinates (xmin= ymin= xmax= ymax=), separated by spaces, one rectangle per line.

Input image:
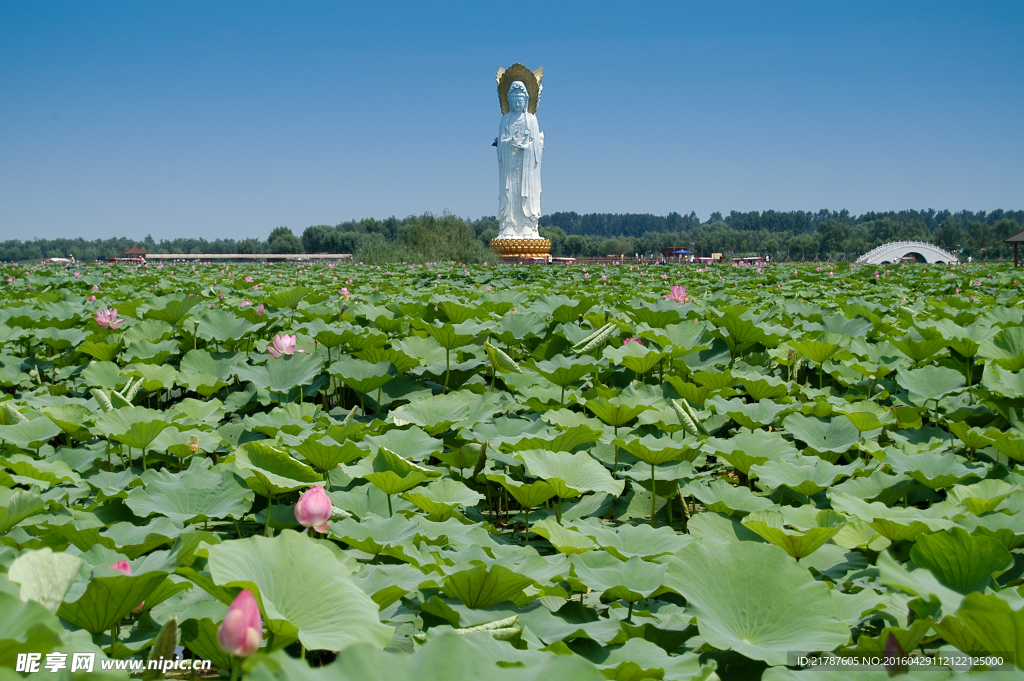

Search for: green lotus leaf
xmin=571 ymin=553 xmax=668 ymax=603
xmin=831 ymin=493 xmax=954 ymax=541
xmin=237 ymin=354 xmax=325 ymax=393
xmin=790 ymin=339 xmax=843 ymax=365
xmin=575 ymin=520 xmax=694 ymax=561
xmin=203 ymin=529 xmax=394 ymax=650
xmin=150 ymin=426 xmax=222 ymax=457
xmin=909 ymin=527 xmax=1013 ymax=594
xmin=330 ymin=357 xmax=396 ymax=394
xmin=126 ymin=458 xmax=253 ymax=524
xmin=293 ymin=435 xmax=367 ymax=472
xmin=123 ymin=339 xmax=180 ymax=365
xmin=978 ymin=326 xmax=1024 ymax=372
xmin=0 ymin=591 xmax=113 ymax=670
xmin=705 ymin=429 xmax=799 ymax=475
xmin=530 ymin=518 xmax=598 ymax=555
xmin=123 ymin=362 xmax=179 ymax=392
xmin=232 ymin=440 xmax=323 ymax=497
xmin=664 ymin=541 xmax=850 ymax=665
xmin=885 ymin=451 xmax=985 ymax=490
xmin=143 ymin=293 xmax=203 ymax=326
xmin=196 ymin=309 xmax=264 ymax=344
xmin=584 ymin=396 xmax=649 ymax=430
xmin=330 ymin=515 xmax=421 ymax=555
xmin=710 ymin=309 xmax=766 ymax=353
xmin=403 ymin=478 xmax=484 ymax=521
xmin=504 ymin=424 xmax=601 ymax=454
xmin=122 ymin=319 xmax=174 ymax=345
xmin=895 ymin=365 xmax=966 ymax=404
xmin=681 ymin=479 xmax=775 ymax=516
xmin=639 ymin=320 xmax=713 ymax=357
xmin=515 ymin=449 xmax=624 ymax=499
xmin=782 ymin=413 xmax=860 ymax=454
xmin=615 ymin=433 xmax=697 ymax=466
xmin=0 ymin=488 xmax=45 ymax=533
xmin=79 ymin=340 xmax=122 ymax=362
xmin=94 ymin=407 xmax=171 ymax=452
xmin=0 ymin=416 xmax=63 ymax=449
xmin=485 ymin=472 xmax=556 ymax=510
xmin=363 ymin=426 xmax=442 ymax=462
xmin=178 ymin=617 xmax=233 ymax=672
xmin=736 ymin=372 xmax=790 ymax=401
xmin=751 ymin=458 xmax=861 ymax=496
xmin=953 ymin=592 xmax=1024 ymax=669
xmin=994 ymin=434 xmax=1024 ymax=463
xmin=531 ymin=354 xmax=598 ymax=388
xmin=741 ymin=509 xmax=847 ymax=560
xmin=266 ymin=629 xmax=607 ymax=680
xmin=947 ymin=422 xmax=1000 ymax=452
xmin=58 ymin=569 xmax=169 ymax=635
xmin=890 ymin=336 xmax=949 ymax=364
xmin=835 ymin=400 xmax=897 ymax=431
xmin=947 ymin=479 xmax=1020 ymax=514
xmin=603 ymin=342 xmax=665 ymax=376
xmin=390 ymin=393 xmax=472 ymax=435
xmin=8 ymin=548 xmax=84 ymax=614
xmin=362 ymin=446 xmax=441 ymax=497
xmin=442 ymin=564 xmax=536 ymax=609
xmin=831 ymin=519 xmax=891 ymax=551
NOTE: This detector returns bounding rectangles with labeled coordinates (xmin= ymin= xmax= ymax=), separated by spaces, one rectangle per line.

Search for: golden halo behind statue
xmin=497 ymin=63 xmax=543 ymax=114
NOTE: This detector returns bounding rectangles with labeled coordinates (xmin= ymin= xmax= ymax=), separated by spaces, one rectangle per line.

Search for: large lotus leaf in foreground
xmin=665 ymin=541 xmax=850 ymax=665
xmin=58 ymin=568 xmax=170 ymax=635
xmin=202 ymin=529 xmax=394 ymax=651
xmin=247 ymin=630 xmax=607 ymax=681
xmin=8 ymin=547 xmax=84 ymax=614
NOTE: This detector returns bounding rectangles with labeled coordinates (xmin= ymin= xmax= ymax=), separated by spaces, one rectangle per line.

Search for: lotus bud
xmin=217 ymin=589 xmax=263 ymax=657
xmin=110 ymin=561 xmax=145 ymax=611
xmin=294 ymin=485 xmax=332 ymax=533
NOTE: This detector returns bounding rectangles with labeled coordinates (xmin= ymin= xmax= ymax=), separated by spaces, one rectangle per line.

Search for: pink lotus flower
xmin=87 ymin=295 xmax=96 ymax=302
xmin=663 ymin=285 xmax=689 ymax=304
xmin=110 ymin=561 xmax=144 ymax=610
xmin=294 ymin=485 xmax=332 ymax=532
xmin=218 ymin=590 xmax=262 ymax=658
xmin=4 ymin=277 xmax=13 ymax=284
xmin=92 ymin=284 xmax=100 ymax=291
xmin=95 ymin=308 xmax=124 ymax=330
xmin=267 ymin=334 xmax=304 ymax=357
xmin=340 ymin=287 xmax=350 ymax=299
xmin=623 ymin=337 xmax=645 ymax=346
xmin=485 ymin=285 xmax=493 ymax=291
xmin=240 ymin=300 xmax=251 ymax=307
xmin=971 ymin=279 xmax=981 ymax=286
xmin=255 ymin=303 xmax=265 ymax=316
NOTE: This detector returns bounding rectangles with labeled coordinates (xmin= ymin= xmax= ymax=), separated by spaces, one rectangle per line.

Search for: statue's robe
xmin=497 ymin=110 xmax=543 ymax=239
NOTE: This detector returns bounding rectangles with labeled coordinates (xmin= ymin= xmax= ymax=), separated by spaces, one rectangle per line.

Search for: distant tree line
xmin=2 ymin=209 xmax=1020 ymax=263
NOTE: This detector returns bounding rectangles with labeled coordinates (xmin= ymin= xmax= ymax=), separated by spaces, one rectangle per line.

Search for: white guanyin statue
xmin=496 ymin=64 xmax=544 ymax=240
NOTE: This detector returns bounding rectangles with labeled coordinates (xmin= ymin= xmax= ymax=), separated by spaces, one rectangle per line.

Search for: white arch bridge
xmin=856 ymin=241 xmax=959 ymax=265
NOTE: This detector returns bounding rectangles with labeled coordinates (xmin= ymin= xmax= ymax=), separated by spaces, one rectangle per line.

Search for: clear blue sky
xmin=1 ymin=1 xmax=1021 ymax=241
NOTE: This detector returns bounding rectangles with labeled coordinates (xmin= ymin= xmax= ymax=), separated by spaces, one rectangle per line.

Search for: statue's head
xmin=509 ymin=82 xmax=528 ymax=113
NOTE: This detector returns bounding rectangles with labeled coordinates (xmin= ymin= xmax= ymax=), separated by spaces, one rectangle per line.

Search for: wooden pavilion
xmin=1004 ymin=230 xmax=1024 ymax=267
xmin=124 ymin=245 xmax=148 ymax=257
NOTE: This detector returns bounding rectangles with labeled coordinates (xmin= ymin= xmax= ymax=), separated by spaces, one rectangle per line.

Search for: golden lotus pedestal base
xmin=489 ymin=238 xmax=551 ymax=260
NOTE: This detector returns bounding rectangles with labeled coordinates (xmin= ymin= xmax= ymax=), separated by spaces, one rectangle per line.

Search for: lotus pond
xmin=0 ymin=259 xmax=1023 ymax=680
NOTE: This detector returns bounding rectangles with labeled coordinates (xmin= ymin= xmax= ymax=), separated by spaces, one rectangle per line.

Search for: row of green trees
xmin=2 ymin=209 xmax=1021 ymax=263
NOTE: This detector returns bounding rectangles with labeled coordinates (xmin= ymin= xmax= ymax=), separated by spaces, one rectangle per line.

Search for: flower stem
xmin=264 ymin=494 xmax=273 ymax=537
